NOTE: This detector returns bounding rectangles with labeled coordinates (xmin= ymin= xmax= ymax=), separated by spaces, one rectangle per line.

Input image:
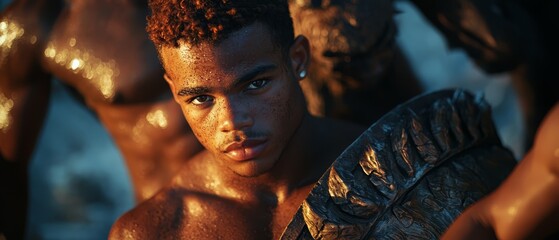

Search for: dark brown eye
xmin=246 ymin=79 xmax=269 ymax=90
xmin=190 ymin=95 xmax=214 ymax=105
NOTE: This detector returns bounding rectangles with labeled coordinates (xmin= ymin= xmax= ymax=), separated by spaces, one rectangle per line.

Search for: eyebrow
xmin=176 ymin=64 xmax=277 ymax=97
xmin=178 ymin=86 xmax=211 ymax=97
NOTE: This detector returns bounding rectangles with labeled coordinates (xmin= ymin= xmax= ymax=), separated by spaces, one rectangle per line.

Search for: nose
xmin=217 ymin=97 xmax=254 ymax=132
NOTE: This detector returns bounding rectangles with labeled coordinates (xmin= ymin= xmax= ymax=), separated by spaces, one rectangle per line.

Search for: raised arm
xmin=0 ymin=0 xmax=63 ymax=238
xmin=442 ymin=103 xmax=559 ymax=239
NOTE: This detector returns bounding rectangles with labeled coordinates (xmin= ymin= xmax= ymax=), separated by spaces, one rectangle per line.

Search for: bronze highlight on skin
xmin=0 ymin=19 xmax=25 ymax=65
xmin=43 ymin=38 xmax=119 ymax=100
xmin=0 ymin=93 xmax=13 ymax=132
xmin=108 ymin=1 xmax=365 ymax=238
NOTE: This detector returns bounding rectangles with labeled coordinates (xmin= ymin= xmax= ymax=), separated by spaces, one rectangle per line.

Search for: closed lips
xmin=222 ymin=139 xmax=268 ymax=161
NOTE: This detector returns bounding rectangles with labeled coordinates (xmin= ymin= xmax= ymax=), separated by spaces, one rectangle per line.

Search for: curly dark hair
xmin=147 ymin=0 xmax=294 ymax=51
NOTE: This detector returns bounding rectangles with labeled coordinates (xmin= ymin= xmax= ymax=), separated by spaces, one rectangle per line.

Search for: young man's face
xmin=159 ymin=23 xmax=308 ymax=177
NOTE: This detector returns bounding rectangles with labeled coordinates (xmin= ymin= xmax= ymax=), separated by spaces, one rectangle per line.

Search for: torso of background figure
xmin=39 ymin=0 xmax=202 ymax=200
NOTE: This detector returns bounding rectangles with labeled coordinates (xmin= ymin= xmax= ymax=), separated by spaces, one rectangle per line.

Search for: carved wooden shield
xmin=280 ymin=89 xmax=517 ymax=240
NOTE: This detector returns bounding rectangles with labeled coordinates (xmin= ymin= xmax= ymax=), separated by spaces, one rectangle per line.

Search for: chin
xmin=231 ymin=158 xmax=277 ymax=177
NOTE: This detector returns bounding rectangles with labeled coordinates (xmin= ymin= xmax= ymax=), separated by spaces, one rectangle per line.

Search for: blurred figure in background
xmin=0 ymin=0 xmax=203 ymax=238
xmin=290 ymin=0 xmax=544 ymax=151
xmin=289 ymin=0 xmax=424 ymax=125
xmin=410 ymin=0 xmax=559 ymax=149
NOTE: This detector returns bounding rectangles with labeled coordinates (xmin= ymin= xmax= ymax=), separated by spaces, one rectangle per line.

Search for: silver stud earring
xmin=299 ymin=70 xmax=307 ymax=78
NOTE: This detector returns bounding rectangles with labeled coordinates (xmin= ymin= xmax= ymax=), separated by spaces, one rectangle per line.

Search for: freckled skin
xmin=109 ymin=23 xmax=365 ymax=240
xmin=0 ymin=3 xmax=204 ymax=238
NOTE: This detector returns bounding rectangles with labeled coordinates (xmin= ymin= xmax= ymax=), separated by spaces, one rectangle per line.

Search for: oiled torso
xmin=36 ymin=0 xmax=202 ymax=200
xmin=109 ymin=114 xmax=366 ymax=239
xmin=112 ymin=165 xmax=314 ymax=240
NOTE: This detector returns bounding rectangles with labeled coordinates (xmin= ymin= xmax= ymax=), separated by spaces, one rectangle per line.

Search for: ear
xmin=164 ymin=73 xmax=180 ymax=103
xmin=289 ymin=35 xmax=310 ymax=81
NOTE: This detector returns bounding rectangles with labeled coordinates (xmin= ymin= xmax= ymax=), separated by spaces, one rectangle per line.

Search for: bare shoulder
xmin=107 ymin=157 xmax=207 ymax=239
xmin=109 ymin=154 xmax=204 ymax=239
xmin=108 ymin=186 xmax=211 ymax=239
xmin=109 ymin=165 xmax=251 ymax=239
xmin=108 ymin=188 xmax=181 ymax=239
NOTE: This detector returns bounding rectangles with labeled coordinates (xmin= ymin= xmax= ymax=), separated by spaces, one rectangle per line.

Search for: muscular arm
xmin=442 ymin=103 xmax=559 ymax=240
xmin=0 ymin=0 xmax=62 ymax=238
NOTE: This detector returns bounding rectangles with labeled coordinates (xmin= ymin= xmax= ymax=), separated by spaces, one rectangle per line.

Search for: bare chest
xmin=154 ymin=191 xmax=310 ymax=240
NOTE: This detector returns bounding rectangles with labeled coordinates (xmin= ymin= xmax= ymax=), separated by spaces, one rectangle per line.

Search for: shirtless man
xmin=0 ymin=0 xmax=202 ymax=237
xmin=109 ymin=0 xmax=364 ymax=238
xmin=289 ymin=0 xmax=423 ymax=125
xmin=442 ymin=103 xmax=559 ymax=239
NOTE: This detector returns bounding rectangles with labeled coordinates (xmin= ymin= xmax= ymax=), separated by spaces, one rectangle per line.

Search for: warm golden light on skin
xmin=204 ymin=176 xmax=241 ymax=200
xmin=44 ymin=44 xmax=56 ymax=58
xmin=69 ymin=58 xmax=83 ymax=71
xmin=506 ymin=206 xmax=518 ymax=216
xmin=491 ymin=197 xmax=525 ymax=230
xmin=44 ymin=40 xmax=119 ymax=100
xmin=68 ymin=37 xmax=76 ymax=47
xmin=0 ymin=93 xmax=14 ymax=132
xmin=30 ymin=35 xmax=37 ymax=44
xmin=132 ymin=121 xmax=147 ymax=144
xmin=554 ymin=148 xmax=559 ymax=158
xmin=119 ymin=228 xmax=137 ymax=240
xmin=131 ymin=109 xmax=169 ymax=144
xmin=0 ymin=19 xmax=25 ymax=65
xmin=186 ymin=199 xmax=205 ymax=217
xmin=140 ymin=185 xmax=159 ymax=201
xmin=220 ymin=186 xmax=241 ymax=200
xmin=146 ymin=109 xmax=168 ymax=129
xmin=130 ymin=109 xmax=170 ymax=144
